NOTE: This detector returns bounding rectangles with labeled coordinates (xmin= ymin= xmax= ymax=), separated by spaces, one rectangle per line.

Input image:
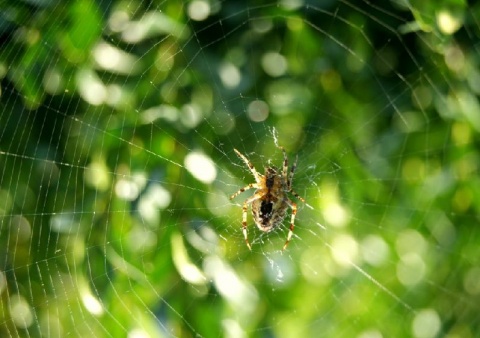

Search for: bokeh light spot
xmin=188 ymin=0 xmax=211 ymax=21
xmin=247 ymin=100 xmax=269 ymax=122
xmin=219 ymin=62 xmax=241 ymax=88
xmin=361 ymin=235 xmax=390 ymax=267
xmin=76 ymin=68 xmax=107 ymax=106
xmin=437 ymin=10 xmax=462 ymax=35
xmin=396 ymin=253 xmax=426 ymax=286
xmin=330 ymin=234 xmax=359 ymax=267
xmin=185 ymin=151 xmax=217 ymax=184
xmin=262 ymin=52 xmax=288 ymax=77
xmin=9 ymin=295 xmax=33 ymax=328
xmin=412 ymin=309 xmax=441 ymax=338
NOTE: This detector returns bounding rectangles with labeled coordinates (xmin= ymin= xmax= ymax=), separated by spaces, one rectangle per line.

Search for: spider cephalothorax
xmin=230 ymin=146 xmax=305 ymax=251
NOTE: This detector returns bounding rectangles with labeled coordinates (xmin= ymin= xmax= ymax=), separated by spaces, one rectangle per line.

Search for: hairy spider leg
xmin=242 ymin=193 xmax=262 ymax=250
xmin=278 ymin=145 xmax=289 ymax=182
xmin=289 ymin=154 xmax=305 ymax=201
xmin=287 ymin=154 xmax=297 ymax=189
xmin=229 ymin=183 xmax=258 ymax=200
xmin=282 ymin=199 xmax=298 ymax=251
xmin=282 ymin=149 xmax=306 ymax=203
xmin=290 ymin=190 xmax=306 ymax=203
xmin=234 ymin=148 xmax=261 ymax=182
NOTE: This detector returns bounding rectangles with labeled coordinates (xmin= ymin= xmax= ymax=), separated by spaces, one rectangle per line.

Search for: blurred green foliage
xmin=1 ymin=0 xmax=480 ymax=337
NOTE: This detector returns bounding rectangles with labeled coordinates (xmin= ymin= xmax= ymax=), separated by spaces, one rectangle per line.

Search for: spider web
xmin=1 ymin=0 xmax=480 ymax=337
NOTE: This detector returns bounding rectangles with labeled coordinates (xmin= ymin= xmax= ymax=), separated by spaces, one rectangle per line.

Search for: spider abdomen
xmin=251 ymin=196 xmax=288 ymax=232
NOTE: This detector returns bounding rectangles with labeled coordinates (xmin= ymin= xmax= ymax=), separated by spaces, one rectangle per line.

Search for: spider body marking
xmin=251 ymin=166 xmax=287 ymax=232
xmin=230 ymin=146 xmax=305 ymax=251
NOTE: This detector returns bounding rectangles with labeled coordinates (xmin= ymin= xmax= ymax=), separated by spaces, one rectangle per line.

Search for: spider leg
xmin=290 ymin=189 xmax=305 ymax=203
xmin=282 ymin=199 xmax=298 ymax=251
xmin=280 ymin=148 xmax=305 ymax=202
xmin=277 ymin=145 xmax=298 ymax=191
xmin=234 ymin=149 xmax=261 ymax=182
xmin=230 ymin=183 xmax=258 ymax=200
xmin=277 ymin=145 xmax=289 ymax=182
xmin=287 ymin=153 xmax=298 ymax=190
xmin=242 ymin=193 xmax=262 ymax=250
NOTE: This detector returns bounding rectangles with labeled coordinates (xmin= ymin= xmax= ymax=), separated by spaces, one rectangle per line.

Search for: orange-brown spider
xmin=230 ymin=146 xmax=305 ymax=251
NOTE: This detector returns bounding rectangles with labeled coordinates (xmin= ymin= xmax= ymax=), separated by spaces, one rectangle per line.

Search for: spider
xmin=230 ymin=146 xmax=305 ymax=251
